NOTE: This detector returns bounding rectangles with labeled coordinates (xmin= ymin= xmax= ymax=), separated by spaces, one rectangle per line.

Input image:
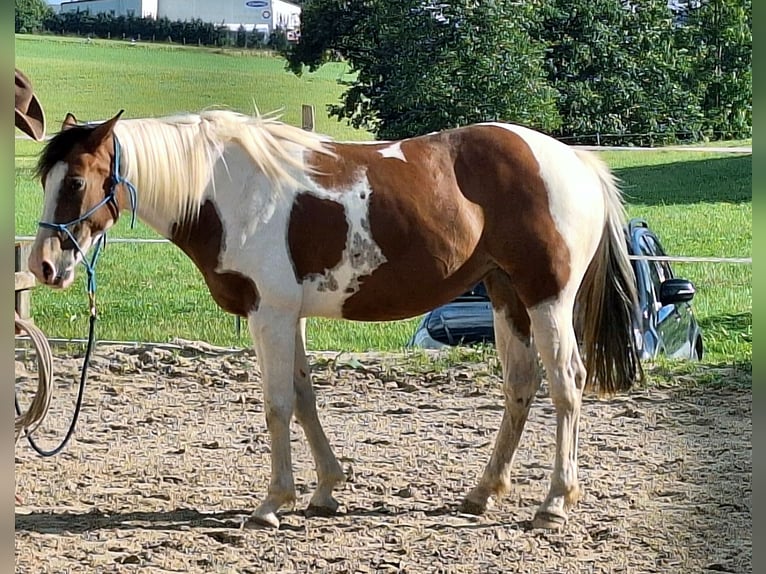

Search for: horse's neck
xmin=117 ymin=119 xmax=204 ymax=239
xmin=117 ymin=115 xmax=311 ymax=240
xmin=136 ymin=206 xmax=176 ymax=239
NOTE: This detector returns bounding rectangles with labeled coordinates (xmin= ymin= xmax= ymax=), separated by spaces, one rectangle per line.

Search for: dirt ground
xmin=15 ymin=341 xmax=751 ymax=573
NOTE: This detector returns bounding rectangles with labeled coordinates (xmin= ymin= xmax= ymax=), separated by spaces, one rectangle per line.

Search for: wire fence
xmin=12 ymin=235 xmax=753 ymax=266
xmin=554 ymin=130 xmax=752 ymax=147
xmin=16 ymin=128 xmax=753 ymax=152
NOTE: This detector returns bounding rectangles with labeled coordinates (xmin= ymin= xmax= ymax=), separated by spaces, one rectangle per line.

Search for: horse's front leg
xmin=245 ymin=305 xmax=299 ymax=529
xmin=293 ymin=318 xmax=345 ymax=515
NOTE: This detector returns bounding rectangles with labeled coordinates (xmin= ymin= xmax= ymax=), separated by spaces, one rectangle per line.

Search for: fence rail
xmin=13 ymin=232 xmax=751 ymax=346
xmin=15 ymin=242 xmax=35 ymax=323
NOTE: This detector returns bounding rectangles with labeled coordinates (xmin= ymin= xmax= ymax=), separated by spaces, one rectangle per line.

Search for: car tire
xmin=692 ymin=336 xmax=703 ymax=361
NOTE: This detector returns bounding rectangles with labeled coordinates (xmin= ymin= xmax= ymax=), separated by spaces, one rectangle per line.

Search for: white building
xmin=59 ymin=0 xmax=157 ymax=19
xmin=58 ymin=0 xmax=301 ymax=37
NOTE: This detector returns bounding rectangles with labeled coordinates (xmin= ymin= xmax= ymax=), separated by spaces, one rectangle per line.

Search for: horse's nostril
xmin=41 ymin=261 xmax=54 ymax=282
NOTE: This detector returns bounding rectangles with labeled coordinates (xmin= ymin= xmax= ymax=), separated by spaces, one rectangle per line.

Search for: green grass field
xmin=14 ymin=35 xmax=751 ymax=366
xmin=14 ymin=34 xmax=366 ymax=142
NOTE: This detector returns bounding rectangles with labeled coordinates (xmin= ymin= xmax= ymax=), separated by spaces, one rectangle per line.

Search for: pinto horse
xmin=29 ymin=109 xmax=642 ymax=529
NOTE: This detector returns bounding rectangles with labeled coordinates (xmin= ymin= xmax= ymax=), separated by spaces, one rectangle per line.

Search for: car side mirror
xmin=659 ymin=278 xmax=696 ymax=305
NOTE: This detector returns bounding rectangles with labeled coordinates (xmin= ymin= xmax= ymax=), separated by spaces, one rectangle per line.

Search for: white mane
xmin=112 ymin=109 xmax=333 ymax=223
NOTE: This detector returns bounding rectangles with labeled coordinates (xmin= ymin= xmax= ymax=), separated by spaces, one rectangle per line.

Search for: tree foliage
xmin=289 ymin=0 xmax=560 ymax=140
xmin=533 ymin=0 xmax=703 ymax=144
xmin=17 ymin=0 xmax=751 ymax=143
xmin=290 ymin=0 xmax=750 ymax=143
xmin=623 ymin=0 xmax=704 ymax=141
xmin=676 ymin=0 xmax=752 ymax=138
xmin=15 ymin=0 xmax=52 ymax=33
xmin=40 ymin=12 xmax=231 ymax=46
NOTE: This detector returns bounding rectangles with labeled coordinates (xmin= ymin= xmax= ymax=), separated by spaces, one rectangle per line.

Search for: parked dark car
xmin=408 ymin=218 xmax=703 ymax=360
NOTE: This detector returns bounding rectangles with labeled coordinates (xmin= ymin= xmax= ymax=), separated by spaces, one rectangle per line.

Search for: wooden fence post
xmin=301 ymin=104 xmax=315 ymax=132
xmin=15 ymin=241 xmax=36 ymax=322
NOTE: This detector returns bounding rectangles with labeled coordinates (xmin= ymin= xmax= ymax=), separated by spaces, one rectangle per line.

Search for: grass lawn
xmin=14 ymin=35 xmax=751 ymax=367
xmin=14 ymin=34 xmax=366 ymax=142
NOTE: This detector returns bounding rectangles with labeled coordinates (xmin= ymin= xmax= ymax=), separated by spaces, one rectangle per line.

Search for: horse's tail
xmin=575 ymin=149 xmax=644 ymax=396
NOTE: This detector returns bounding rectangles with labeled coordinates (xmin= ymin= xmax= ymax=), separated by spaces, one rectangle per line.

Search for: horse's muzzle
xmin=28 ymin=236 xmax=78 ymax=289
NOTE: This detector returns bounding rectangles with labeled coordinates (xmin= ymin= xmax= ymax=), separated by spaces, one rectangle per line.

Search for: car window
xmin=638 ymin=235 xmax=663 ymax=310
xmin=643 ymin=235 xmax=674 ymax=283
xmin=639 ymin=233 xmax=677 ymax=311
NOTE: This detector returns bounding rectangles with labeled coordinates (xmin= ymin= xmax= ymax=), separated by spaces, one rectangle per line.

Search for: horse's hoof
xmin=532 ymin=510 xmax=567 ymax=530
xmin=459 ymin=498 xmax=488 ymax=516
xmin=243 ymin=512 xmax=280 ymax=530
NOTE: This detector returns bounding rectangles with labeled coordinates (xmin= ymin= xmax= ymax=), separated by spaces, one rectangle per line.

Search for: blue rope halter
xmin=38 ymin=135 xmax=138 ymax=298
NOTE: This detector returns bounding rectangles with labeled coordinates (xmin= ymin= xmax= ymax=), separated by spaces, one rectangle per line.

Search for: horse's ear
xmin=62 ymin=113 xmax=78 ymax=131
xmin=88 ymin=109 xmax=125 ymax=146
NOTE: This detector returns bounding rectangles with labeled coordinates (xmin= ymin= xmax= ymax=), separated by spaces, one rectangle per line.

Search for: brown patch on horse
xmin=483 ymin=269 xmax=531 ymax=339
xmin=307 ymin=142 xmax=397 ymax=191
xmin=310 ymin=139 xmax=493 ymax=320
xmin=450 ymin=125 xmax=571 ymax=308
xmin=318 ymin=127 xmax=570 ymax=320
xmin=287 ymin=193 xmax=348 ymax=281
xmin=171 ymin=200 xmax=259 ymax=316
xmin=302 ymin=127 xmax=570 ymax=320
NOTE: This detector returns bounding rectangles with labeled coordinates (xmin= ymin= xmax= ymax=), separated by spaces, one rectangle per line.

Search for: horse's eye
xmin=68 ymin=177 xmax=86 ymax=193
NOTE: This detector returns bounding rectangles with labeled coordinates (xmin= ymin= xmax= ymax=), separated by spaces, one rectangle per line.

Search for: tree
xmin=288 ymin=0 xmax=560 ymax=140
xmin=15 ymin=0 xmax=52 ymax=33
xmin=676 ymin=0 xmax=751 ymax=139
xmin=267 ymin=26 xmax=289 ymax=53
xmin=620 ymin=0 xmax=704 ymax=142
xmin=236 ymin=24 xmax=248 ymax=48
xmin=533 ymin=0 xmax=702 ymax=144
xmin=249 ymin=29 xmax=267 ymax=49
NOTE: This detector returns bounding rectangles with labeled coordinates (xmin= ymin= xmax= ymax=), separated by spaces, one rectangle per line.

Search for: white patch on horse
xmin=40 ymin=162 xmax=68 ymax=223
xmin=202 ymin=145 xmax=305 ymax=311
xmin=30 ymin=161 xmax=98 ymax=285
xmin=378 ymin=142 xmax=407 ymax=162
xmin=300 ymin=176 xmax=387 ymax=318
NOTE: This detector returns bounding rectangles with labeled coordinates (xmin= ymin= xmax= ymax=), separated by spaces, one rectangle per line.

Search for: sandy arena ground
xmin=15 ymin=342 xmax=751 ymax=573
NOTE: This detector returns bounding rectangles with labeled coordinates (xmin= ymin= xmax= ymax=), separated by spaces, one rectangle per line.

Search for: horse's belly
xmin=298 ymin=262 xmax=381 ymax=319
xmin=299 ymin=253 xmax=491 ymax=321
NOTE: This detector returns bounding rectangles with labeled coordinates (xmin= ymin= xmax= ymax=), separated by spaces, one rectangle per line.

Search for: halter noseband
xmin=38 ymin=135 xmax=138 ymax=294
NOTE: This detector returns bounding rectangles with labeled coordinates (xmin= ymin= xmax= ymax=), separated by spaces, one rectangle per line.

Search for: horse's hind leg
xmin=527 ymin=295 xmax=587 ymax=529
xmin=461 ymin=272 xmax=542 ymax=515
xmin=293 ymin=318 xmax=345 ymax=516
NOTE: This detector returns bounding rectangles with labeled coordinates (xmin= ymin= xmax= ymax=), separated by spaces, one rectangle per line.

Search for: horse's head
xmin=29 ymin=110 xmax=132 ymax=289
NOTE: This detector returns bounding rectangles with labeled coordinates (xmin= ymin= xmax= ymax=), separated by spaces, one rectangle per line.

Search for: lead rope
xmin=14 ymin=318 xmax=53 ymax=442
xmin=15 ymin=238 xmax=104 ymax=457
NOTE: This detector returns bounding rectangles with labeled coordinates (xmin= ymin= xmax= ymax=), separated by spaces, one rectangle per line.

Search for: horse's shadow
xmin=341 ymin=503 xmax=530 ymax=531
xmin=15 ymin=508 xmax=249 ymax=534
xmin=16 ymin=503 xmax=526 ymax=534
